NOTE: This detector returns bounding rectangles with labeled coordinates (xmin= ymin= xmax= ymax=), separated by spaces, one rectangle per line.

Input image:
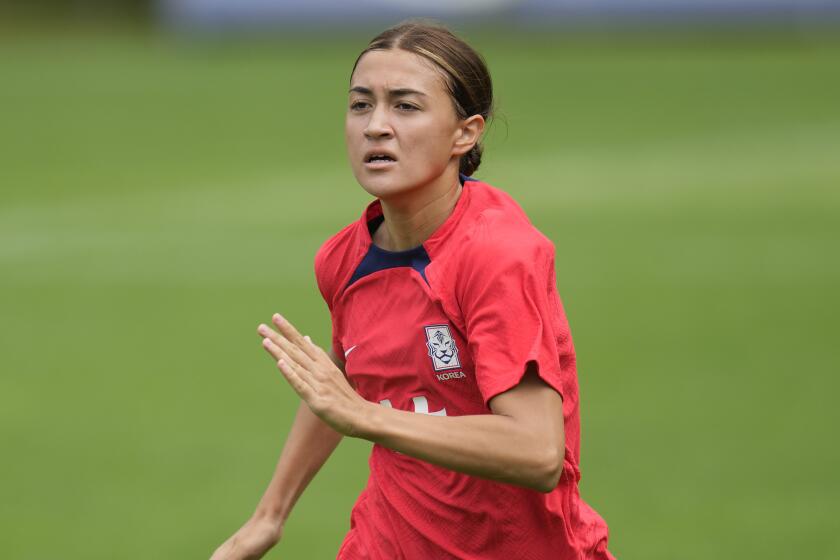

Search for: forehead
xmin=350 ymin=49 xmax=448 ymax=95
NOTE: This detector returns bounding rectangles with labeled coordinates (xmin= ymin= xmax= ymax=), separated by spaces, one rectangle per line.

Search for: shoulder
xmin=314 ymin=221 xmax=356 ymax=275
xmin=444 ymin=180 xmax=557 ymax=310
xmin=460 ymin=180 xmax=556 ymax=270
xmin=313 ymin=220 xmax=361 ymax=310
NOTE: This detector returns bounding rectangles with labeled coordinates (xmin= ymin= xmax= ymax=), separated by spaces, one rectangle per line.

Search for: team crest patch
xmin=424 ymin=324 xmax=461 ymax=371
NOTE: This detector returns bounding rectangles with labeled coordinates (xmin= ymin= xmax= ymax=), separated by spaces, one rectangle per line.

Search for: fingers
xmin=271 ymin=313 xmax=322 ymax=362
xmin=259 ymin=333 xmax=309 ymax=374
xmin=303 ymin=334 xmax=330 ymax=362
xmin=262 ymin=338 xmax=314 ymax=398
xmin=257 ymin=321 xmax=314 ymax=369
xmin=277 ymin=358 xmax=312 ymax=399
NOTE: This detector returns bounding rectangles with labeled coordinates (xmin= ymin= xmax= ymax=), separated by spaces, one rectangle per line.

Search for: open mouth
xmin=365 ymin=153 xmax=397 ymax=163
xmin=364 ymin=153 xmax=398 ymax=169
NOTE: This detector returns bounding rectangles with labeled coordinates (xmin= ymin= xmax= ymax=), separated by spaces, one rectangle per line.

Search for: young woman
xmin=212 ymin=20 xmax=614 ymax=560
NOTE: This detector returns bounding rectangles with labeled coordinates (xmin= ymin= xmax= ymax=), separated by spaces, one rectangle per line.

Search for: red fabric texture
xmin=314 ymin=179 xmax=613 ymax=559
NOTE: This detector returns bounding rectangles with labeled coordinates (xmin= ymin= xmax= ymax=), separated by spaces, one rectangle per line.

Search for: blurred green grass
xmin=1 ymin=29 xmax=839 ymax=559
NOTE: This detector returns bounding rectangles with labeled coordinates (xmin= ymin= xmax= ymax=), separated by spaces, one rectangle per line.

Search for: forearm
xmin=252 ymin=400 xmax=343 ymax=524
xmin=258 ymin=316 xmax=563 ymax=493
xmin=357 ymin=402 xmax=561 ymax=492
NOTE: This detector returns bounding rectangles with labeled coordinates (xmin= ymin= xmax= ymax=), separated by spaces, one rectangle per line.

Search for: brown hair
xmin=350 ymin=20 xmax=494 ymax=177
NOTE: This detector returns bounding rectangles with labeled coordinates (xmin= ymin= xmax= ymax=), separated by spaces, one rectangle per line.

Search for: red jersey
xmin=314 ymin=175 xmax=613 ymax=560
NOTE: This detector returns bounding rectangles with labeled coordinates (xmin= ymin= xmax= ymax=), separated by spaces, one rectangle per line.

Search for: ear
xmin=452 ymin=114 xmax=485 ymax=157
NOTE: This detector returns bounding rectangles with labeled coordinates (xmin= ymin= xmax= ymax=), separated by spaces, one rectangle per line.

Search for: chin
xmin=355 ymin=172 xmax=418 ymax=200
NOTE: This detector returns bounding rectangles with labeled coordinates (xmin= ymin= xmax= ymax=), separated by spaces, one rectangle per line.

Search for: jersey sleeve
xmin=457 ymin=230 xmax=574 ymax=408
xmin=314 ymin=241 xmax=345 ymax=361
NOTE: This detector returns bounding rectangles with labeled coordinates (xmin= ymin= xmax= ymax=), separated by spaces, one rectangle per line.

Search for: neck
xmin=375 ymin=169 xmax=462 ymax=251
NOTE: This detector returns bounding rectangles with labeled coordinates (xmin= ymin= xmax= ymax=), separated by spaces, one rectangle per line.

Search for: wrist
xmin=252 ymin=506 xmax=287 ymax=529
xmin=353 ymin=399 xmax=382 ymax=441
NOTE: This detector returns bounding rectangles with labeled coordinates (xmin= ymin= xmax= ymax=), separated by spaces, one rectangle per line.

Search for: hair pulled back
xmin=350 ymin=20 xmax=493 ymax=177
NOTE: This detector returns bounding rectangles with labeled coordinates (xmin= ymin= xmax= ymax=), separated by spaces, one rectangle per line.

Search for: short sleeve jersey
xmin=315 ymin=175 xmax=613 ymax=560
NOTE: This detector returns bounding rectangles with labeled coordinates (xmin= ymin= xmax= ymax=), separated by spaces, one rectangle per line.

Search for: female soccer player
xmin=211 ymin=20 xmax=613 ymax=560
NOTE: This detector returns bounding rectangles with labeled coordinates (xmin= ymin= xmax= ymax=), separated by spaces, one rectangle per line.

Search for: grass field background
xmin=1 ymin=26 xmax=839 ymax=559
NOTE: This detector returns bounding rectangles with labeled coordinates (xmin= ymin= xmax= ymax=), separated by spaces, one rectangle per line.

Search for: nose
xmin=363 ymin=105 xmax=393 ymax=139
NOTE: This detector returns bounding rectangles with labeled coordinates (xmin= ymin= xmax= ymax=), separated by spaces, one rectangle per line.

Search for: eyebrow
xmin=349 ymin=86 xmax=428 ymax=97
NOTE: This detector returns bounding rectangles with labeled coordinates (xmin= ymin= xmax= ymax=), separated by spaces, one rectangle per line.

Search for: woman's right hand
xmin=210 ymin=515 xmax=283 ymax=560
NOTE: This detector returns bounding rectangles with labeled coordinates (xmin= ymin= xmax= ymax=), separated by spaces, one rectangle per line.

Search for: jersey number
xmin=379 ymin=395 xmax=447 ymax=417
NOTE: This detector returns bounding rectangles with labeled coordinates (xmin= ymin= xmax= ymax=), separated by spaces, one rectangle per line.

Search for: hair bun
xmin=460 ymin=142 xmax=483 ymax=177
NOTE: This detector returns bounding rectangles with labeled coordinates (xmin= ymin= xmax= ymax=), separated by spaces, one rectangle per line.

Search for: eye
xmin=396 ymin=102 xmax=418 ymax=111
xmin=350 ymin=101 xmax=370 ymax=111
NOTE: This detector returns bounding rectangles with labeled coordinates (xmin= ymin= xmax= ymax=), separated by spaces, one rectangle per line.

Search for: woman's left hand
xmin=257 ymin=313 xmax=369 ymax=438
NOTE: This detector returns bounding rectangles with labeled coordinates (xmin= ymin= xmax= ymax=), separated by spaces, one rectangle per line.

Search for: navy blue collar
xmin=347 ymin=173 xmax=476 ymax=288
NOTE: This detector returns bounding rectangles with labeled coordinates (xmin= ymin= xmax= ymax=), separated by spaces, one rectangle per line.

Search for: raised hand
xmin=257 ymin=313 xmax=370 ymax=438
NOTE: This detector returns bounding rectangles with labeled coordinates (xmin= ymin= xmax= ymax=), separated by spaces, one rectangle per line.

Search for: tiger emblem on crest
xmin=424 ymin=324 xmax=461 ymax=371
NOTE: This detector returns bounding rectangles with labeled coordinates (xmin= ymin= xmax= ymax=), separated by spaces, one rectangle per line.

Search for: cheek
xmin=345 ymin=119 xmax=363 ymax=157
xmin=404 ymin=119 xmax=455 ymax=160
xmin=344 ymin=117 xmax=355 ymax=145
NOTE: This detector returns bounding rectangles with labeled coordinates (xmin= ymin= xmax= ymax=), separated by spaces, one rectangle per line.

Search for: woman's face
xmin=345 ymin=48 xmax=470 ymax=200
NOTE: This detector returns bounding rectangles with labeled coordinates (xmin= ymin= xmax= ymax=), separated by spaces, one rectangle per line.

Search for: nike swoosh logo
xmin=344 ymin=345 xmax=358 ymax=357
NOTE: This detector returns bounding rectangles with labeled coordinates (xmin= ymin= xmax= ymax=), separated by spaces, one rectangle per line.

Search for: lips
xmin=363 ymin=149 xmax=398 ymax=171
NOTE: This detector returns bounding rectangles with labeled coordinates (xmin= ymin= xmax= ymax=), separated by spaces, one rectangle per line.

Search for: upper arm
xmin=489 ymin=362 xmax=565 ymax=460
xmin=458 ymin=228 xmax=571 ymax=409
